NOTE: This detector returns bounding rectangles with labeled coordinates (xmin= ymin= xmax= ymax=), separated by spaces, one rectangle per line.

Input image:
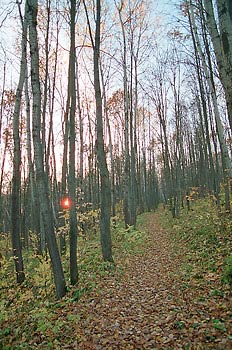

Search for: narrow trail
xmin=69 ymin=213 xmax=231 ymax=350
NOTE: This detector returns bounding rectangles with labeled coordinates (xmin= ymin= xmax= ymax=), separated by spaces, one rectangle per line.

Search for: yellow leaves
xmin=1 ymin=204 xmax=232 ymax=349
xmin=0 ymin=302 xmax=9 ymax=322
xmin=29 ymin=306 xmax=48 ymax=319
xmin=19 ymin=289 xmax=34 ymax=302
xmin=124 ymin=257 xmax=130 ymax=266
xmin=59 ymin=210 xmax=70 ymax=221
xmin=173 ymin=224 xmax=181 ymax=231
xmin=205 ymin=272 xmax=217 ymax=281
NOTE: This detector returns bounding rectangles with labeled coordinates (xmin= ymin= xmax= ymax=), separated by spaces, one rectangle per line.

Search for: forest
xmin=0 ymin=0 xmax=231 ymax=349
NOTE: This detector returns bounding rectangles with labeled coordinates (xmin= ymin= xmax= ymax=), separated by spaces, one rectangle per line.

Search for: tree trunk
xmin=28 ymin=0 xmax=66 ymax=299
xmin=25 ymin=55 xmax=40 ymax=248
xmin=100 ymin=65 xmax=116 ymax=221
xmin=68 ymin=0 xmax=78 ymax=285
xmin=189 ymin=1 xmax=231 ymax=210
xmin=11 ymin=1 xmax=28 ymax=284
xmin=93 ymin=0 xmax=113 ymax=262
xmin=116 ymin=3 xmax=131 ymax=227
xmin=203 ymin=0 xmax=232 ymax=132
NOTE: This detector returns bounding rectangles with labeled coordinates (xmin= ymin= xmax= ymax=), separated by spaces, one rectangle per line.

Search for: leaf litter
xmin=1 ymin=212 xmax=231 ymax=349
xmin=69 ymin=213 xmax=232 ymax=349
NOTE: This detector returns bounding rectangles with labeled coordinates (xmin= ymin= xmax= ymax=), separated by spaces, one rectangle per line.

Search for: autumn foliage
xmin=0 ymin=197 xmax=231 ymax=349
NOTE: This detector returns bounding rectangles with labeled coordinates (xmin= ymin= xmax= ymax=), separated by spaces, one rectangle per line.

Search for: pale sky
xmin=0 ymin=0 xmax=185 ymax=183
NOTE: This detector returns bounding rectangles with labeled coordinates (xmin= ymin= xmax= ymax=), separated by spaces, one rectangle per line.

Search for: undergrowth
xmin=1 ymin=198 xmax=231 ymax=349
xmin=157 ymin=197 xmax=232 ymax=290
xmin=0 ymin=216 xmax=147 ymax=349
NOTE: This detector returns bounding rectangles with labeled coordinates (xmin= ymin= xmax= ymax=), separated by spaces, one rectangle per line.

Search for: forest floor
xmin=1 ymin=204 xmax=232 ymax=349
xmin=69 ymin=212 xmax=232 ymax=350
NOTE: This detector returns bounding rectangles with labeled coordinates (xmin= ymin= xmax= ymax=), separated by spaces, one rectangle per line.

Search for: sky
xmin=0 ymin=0 xmax=181 ymax=81
xmin=0 ymin=0 xmax=184 ymax=184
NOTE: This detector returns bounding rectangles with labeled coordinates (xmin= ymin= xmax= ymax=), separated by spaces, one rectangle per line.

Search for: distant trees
xmin=115 ymin=0 xmax=151 ymax=227
xmin=184 ymin=0 xmax=231 ymax=211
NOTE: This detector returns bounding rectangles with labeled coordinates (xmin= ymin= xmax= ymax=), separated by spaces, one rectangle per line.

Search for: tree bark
xmin=116 ymin=2 xmax=131 ymax=227
xmin=68 ymin=0 xmax=78 ymax=285
xmin=27 ymin=0 xmax=66 ymax=299
xmin=93 ymin=0 xmax=113 ymax=262
xmin=203 ymin=0 xmax=232 ymax=132
xmin=11 ymin=1 xmax=28 ymax=284
xmin=189 ymin=1 xmax=231 ymax=210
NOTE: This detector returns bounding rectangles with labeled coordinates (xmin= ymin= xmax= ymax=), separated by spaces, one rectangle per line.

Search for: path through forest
xmin=67 ymin=213 xmax=231 ymax=350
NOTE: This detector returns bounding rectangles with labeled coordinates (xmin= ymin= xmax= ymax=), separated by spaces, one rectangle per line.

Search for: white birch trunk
xmin=189 ymin=1 xmax=232 ymax=180
xmin=203 ymin=0 xmax=232 ymax=131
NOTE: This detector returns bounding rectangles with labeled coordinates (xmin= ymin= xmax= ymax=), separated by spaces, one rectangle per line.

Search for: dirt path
xmin=70 ymin=213 xmax=231 ymax=350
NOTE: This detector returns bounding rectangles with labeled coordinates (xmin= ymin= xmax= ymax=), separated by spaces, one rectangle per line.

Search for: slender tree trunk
xmin=203 ymin=0 xmax=232 ymax=132
xmin=129 ymin=49 xmax=137 ymax=227
xmin=68 ymin=0 xmax=78 ymax=285
xmin=28 ymin=0 xmax=66 ymax=299
xmin=116 ymin=3 xmax=131 ymax=227
xmin=76 ymin=62 xmax=84 ymax=189
xmin=0 ymin=62 xmax=6 ymax=231
xmin=93 ymin=0 xmax=113 ymax=262
xmin=11 ymin=1 xmax=28 ymax=284
xmin=189 ymin=1 xmax=231 ymax=210
xmin=41 ymin=0 xmax=51 ymax=161
xmin=100 ymin=65 xmax=116 ymax=220
xmin=60 ymin=62 xmax=71 ymax=254
xmin=25 ymin=58 xmax=40 ymax=245
xmin=0 ymin=62 xmax=6 ymax=146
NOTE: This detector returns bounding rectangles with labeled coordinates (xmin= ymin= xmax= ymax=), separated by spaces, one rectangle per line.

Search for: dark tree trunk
xmin=28 ymin=0 xmax=66 ymax=299
xmin=93 ymin=0 xmax=113 ymax=262
xmin=11 ymin=1 xmax=28 ymax=284
xmin=68 ymin=0 xmax=78 ymax=285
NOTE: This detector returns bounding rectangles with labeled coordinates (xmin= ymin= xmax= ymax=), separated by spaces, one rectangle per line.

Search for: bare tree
xmin=68 ymin=0 xmax=78 ymax=285
xmin=188 ymin=0 xmax=231 ymax=211
xmin=83 ymin=0 xmax=113 ymax=262
xmin=27 ymin=0 xmax=66 ymax=299
xmin=11 ymin=0 xmax=28 ymax=284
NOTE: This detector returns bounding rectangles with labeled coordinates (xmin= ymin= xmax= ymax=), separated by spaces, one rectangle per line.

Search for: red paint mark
xmin=60 ymin=197 xmax=72 ymax=210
